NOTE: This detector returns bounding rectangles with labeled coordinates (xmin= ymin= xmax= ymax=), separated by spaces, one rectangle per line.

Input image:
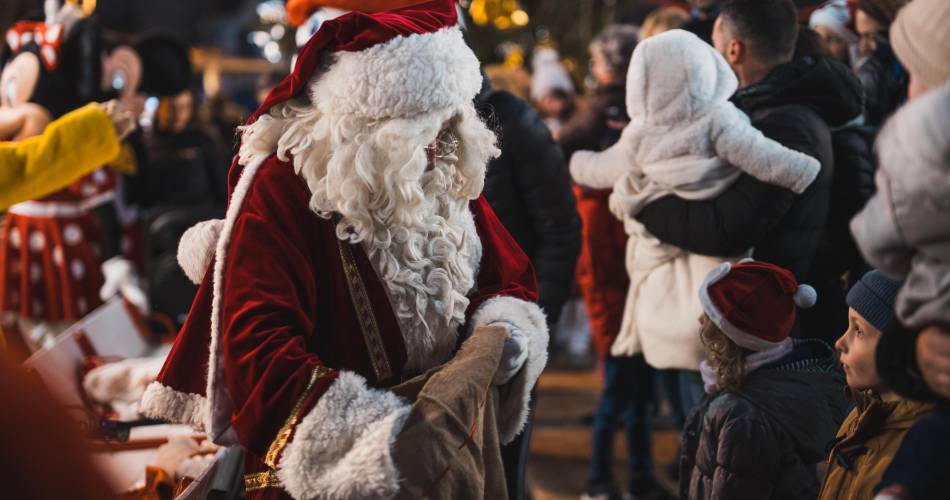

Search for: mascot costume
xmin=0 ymin=1 xmax=190 ymax=350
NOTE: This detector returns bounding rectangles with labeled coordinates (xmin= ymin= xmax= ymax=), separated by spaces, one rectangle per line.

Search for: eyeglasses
xmin=424 ymin=128 xmax=460 ymax=163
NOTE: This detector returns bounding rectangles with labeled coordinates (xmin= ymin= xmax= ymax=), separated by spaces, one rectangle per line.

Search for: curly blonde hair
xmin=701 ymin=317 xmax=749 ymax=392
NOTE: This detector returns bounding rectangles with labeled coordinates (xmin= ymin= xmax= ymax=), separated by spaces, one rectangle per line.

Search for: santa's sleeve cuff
xmin=177 ymin=219 xmax=224 ymax=284
xmin=276 ymin=371 xmax=410 ymax=500
xmin=470 ymin=296 xmax=549 ymax=444
xmin=140 ymin=381 xmax=210 ymax=431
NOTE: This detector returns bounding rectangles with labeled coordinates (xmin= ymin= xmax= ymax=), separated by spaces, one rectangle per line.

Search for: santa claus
xmin=139 ymin=1 xmax=548 ymax=499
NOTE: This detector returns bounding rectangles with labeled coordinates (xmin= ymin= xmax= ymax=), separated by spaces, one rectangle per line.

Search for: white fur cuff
xmin=276 ymin=371 xmax=410 ymax=500
xmin=178 ymin=219 xmax=224 ymax=285
xmin=470 ymin=296 xmax=549 ymax=444
xmin=139 ymin=381 xmax=210 ymax=431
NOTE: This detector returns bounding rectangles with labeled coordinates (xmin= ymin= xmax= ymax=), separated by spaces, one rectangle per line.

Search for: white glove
xmin=100 ymin=99 xmax=136 ymax=140
xmin=490 ymin=321 xmax=529 ymax=385
xmin=99 ymin=257 xmax=149 ymax=313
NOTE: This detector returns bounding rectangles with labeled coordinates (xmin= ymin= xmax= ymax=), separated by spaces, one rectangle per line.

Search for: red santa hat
xmin=698 ymin=259 xmax=818 ymax=351
xmin=250 ymin=0 xmax=479 ymax=126
xmin=181 ymin=0 xmax=484 ymax=282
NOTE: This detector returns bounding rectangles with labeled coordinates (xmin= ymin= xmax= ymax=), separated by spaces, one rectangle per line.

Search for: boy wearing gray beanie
xmin=821 ymin=271 xmax=934 ymax=500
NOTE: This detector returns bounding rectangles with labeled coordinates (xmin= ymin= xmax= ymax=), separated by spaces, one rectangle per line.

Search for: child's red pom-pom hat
xmin=699 ymin=259 xmax=817 ymax=351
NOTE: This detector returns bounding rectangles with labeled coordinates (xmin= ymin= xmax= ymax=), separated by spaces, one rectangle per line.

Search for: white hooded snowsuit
xmin=570 ymin=30 xmax=820 ymax=369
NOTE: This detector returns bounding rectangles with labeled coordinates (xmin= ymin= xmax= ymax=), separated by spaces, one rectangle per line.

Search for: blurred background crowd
xmin=1 ymin=0 xmax=948 ymax=499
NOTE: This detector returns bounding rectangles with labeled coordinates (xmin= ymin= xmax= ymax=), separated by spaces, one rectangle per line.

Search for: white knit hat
xmin=890 ymin=0 xmax=950 ymax=87
xmin=530 ymin=48 xmax=575 ymax=101
xmin=809 ymin=0 xmax=858 ymax=44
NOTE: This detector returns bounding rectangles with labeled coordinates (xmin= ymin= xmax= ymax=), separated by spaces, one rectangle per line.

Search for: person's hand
xmin=100 ymin=100 xmax=135 ymax=140
xmin=917 ymin=325 xmax=950 ymax=400
xmin=153 ymin=435 xmax=217 ymax=478
xmin=99 ymin=257 xmax=149 ymax=313
xmin=489 ymin=321 xmax=528 ymax=385
xmin=153 ymin=435 xmax=204 ymax=477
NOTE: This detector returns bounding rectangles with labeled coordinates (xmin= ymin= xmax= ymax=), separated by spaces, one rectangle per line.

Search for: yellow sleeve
xmin=0 ymin=103 xmax=121 ymax=210
xmin=109 ymin=142 xmax=139 ymax=175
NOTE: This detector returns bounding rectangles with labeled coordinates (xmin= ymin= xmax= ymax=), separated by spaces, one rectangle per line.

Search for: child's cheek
xmin=855 ymin=337 xmax=885 ymax=389
xmin=844 ymin=341 xmax=874 ymax=388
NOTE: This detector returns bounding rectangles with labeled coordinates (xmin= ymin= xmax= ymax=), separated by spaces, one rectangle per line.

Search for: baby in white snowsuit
xmin=570 ymin=29 xmax=821 ymax=372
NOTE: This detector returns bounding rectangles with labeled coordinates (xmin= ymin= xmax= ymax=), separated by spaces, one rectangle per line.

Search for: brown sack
xmin=389 ymin=325 xmax=509 ymax=500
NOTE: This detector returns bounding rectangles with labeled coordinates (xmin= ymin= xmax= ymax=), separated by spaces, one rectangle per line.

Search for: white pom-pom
xmin=793 ymin=284 xmax=817 ymax=309
xmin=177 ymin=219 xmax=224 ymax=284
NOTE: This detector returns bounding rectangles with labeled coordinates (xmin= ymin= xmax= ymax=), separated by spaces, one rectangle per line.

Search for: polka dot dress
xmin=0 ymin=169 xmax=116 ymax=321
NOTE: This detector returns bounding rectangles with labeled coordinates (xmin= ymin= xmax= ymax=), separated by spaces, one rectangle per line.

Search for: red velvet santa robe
xmin=141 ymin=153 xmax=548 ymax=499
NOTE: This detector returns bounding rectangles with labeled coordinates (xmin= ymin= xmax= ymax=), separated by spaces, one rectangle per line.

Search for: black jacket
xmin=828 ymin=122 xmax=876 ymax=288
xmin=855 ymin=40 xmax=908 ymax=128
xmin=636 ymin=55 xmax=863 ymax=342
xmin=475 ymin=86 xmax=581 ymax=324
xmin=558 ymin=84 xmax=626 ymax=159
xmin=680 ymin=340 xmax=848 ymax=500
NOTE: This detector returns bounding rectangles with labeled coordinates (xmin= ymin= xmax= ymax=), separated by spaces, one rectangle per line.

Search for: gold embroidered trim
xmin=337 ymin=239 xmax=393 ymax=381
xmin=244 ymin=470 xmax=283 ymax=492
xmin=263 ymin=365 xmax=333 ymax=469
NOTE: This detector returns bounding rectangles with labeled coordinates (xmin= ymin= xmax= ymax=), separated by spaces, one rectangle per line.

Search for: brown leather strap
xmin=337 ymin=238 xmax=393 ymax=381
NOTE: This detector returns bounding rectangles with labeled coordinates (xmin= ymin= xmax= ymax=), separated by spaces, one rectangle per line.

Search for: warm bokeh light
xmin=511 ymin=9 xmax=529 ymax=26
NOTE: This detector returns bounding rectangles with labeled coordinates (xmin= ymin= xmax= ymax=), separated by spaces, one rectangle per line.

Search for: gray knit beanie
xmin=846 ymin=270 xmax=902 ymax=332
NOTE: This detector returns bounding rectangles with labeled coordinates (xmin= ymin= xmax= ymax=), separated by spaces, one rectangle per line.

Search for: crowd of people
xmin=0 ymin=0 xmax=948 ymax=499
xmin=532 ymin=0 xmax=950 ymax=499
xmin=531 ymin=0 xmax=949 ymax=499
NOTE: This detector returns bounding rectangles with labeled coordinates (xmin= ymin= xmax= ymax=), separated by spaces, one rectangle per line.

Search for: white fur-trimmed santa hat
xmin=254 ymin=0 xmax=481 ymax=123
xmin=699 ymin=259 xmax=817 ymax=351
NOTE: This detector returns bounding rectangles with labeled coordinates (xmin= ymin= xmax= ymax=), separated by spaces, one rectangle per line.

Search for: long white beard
xmin=238 ymin=97 xmax=499 ymax=374
xmin=362 ymin=159 xmax=481 ymax=374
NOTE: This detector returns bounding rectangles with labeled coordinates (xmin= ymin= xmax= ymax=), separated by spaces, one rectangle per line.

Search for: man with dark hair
xmin=635 ymin=0 xmax=864 ymax=345
xmin=715 ymin=0 xmax=798 ymax=74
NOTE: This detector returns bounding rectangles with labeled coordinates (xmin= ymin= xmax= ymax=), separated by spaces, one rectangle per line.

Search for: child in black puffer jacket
xmin=679 ymin=260 xmax=849 ymax=500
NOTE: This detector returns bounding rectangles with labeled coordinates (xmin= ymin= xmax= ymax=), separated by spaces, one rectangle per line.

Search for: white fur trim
xmin=698 ymin=262 xmax=787 ymax=352
xmin=140 ymin=157 xmax=263 ymax=441
xmin=238 ymin=114 xmax=283 ymax=169
xmin=311 ymin=27 xmax=482 ymax=121
xmin=204 ymin=156 xmax=270 ymax=442
xmin=277 ymin=371 xmax=409 ymax=500
xmin=469 ymin=296 xmax=548 ymax=444
xmin=177 ymin=219 xmax=224 ymax=285
xmin=139 ymin=381 xmax=210 ymax=431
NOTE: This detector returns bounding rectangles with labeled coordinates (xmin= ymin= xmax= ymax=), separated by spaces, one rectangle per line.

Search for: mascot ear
xmin=133 ymin=34 xmax=191 ymax=97
xmin=58 ymin=16 xmax=103 ymax=102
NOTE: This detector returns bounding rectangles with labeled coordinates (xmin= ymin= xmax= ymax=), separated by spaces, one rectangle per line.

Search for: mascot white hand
xmin=99 ymin=257 xmax=149 ymax=313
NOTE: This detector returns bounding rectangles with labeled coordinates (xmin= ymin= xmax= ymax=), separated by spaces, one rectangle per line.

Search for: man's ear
xmin=726 ymin=38 xmax=744 ymax=66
